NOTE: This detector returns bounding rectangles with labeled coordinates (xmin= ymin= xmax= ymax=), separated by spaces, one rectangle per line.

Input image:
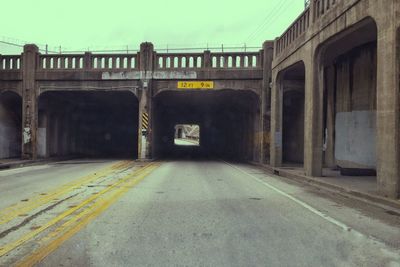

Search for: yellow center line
xmin=0 ymin=160 xmax=132 ymax=225
xmin=16 ymin=164 xmax=159 ymax=267
xmin=0 ymin=162 xmax=159 ymax=258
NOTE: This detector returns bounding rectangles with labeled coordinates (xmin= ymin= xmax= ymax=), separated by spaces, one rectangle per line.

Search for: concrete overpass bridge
xmin=0 ymin=42 xmax=273 ymax=163
xmin=0 ymin=0 xmax=398 ymax=199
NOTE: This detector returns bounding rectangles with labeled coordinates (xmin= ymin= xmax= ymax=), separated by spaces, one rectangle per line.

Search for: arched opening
xmin=0 ymin=91 xmax=22 ymax=159
xmin=281 ymin=62 xmax=305 ymax=166
xmin=319 ymin=17 xmax=377 ymax=177
xmin=38 ymin=91 xmax=138 ymax=159
xmin=153 ymin=90 xmax=260 ymax=160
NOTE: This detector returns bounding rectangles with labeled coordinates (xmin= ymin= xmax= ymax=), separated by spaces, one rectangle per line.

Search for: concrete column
xmin=304 ymin=56 xmax=323 ymax=176
xmin=21 ymin=45 xmax=39 ymax=159
xmin=204 ymin=50 xmax=211 ymax=68
xmin=84 ymin=52 xmax=92 ymax=70
xmin=137 ymin=42 xmax=154 ymax=160
xmin=37 ymin=111 xmax=49 ymax=158
xmin=261 ymin=41 xmax=274 ymax=163
xmin=376 ymin=21 xmax=400 ymax=198
xmin=324 ymin=65 xmax=336 ymax=168
xmin=270 ymin=70 xmax=283 ymax=167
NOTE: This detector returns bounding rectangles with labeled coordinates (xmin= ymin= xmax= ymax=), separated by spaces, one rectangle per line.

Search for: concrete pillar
xmin=324 ymin=65 xmax=336 ymax=168
xmin=204 ymin=50 xmax=211 ymax=68
xmin=376 ymin=21 xmax=400 ymax=198
xmin=138 ymin=42 xmax=154 ymax=160
xmin=84 ymin=52 xmax=92 ymax=70
xmin=304 ymin=56 xmax=323 ymax=176
xmin=270 ymin=70 xmax=283 ymax=167
xmin=261 ymin=41 xmax=274 ymax=163
xmin=37 ymin=111 xmax=48 ymax=158
xmin=21 ymin=45 xmax=39 ymax=159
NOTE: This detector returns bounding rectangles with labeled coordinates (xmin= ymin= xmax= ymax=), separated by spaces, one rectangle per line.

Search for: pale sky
xmin=1 ymin=0 xmax=304 ymax=54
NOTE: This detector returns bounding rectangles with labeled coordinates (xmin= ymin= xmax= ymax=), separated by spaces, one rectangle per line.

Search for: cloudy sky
xmin=1 ymin=0 xmax=304 ymax=54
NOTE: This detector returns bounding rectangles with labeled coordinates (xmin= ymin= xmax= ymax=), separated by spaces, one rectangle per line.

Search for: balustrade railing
xmin=0 ymin=55 xmax=21 ymax=70
xmin=39 ymin=54 xmax=84 ymax=69
xmin=276 ymin=0 xmax=340 ymax=56
xmin=156 ymin=53 xmax=204 ymax=69
xmin=91 ymin=54 xmax=138 ymax=70
xmin=210 ymin=52 xmax=260 ymax=68
xmin=1 ymin=50 xmax=262 ymax=73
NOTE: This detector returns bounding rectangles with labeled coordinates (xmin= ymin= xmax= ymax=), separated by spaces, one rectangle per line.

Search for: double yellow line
xmin=0 ymin=161 xmax=160 ymax=267
xmin=0 ymin=160 xmax=133 ymax=226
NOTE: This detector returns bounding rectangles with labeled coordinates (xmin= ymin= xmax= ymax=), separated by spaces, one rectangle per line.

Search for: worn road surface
xmin=0 ymin=160 xmax=399 ymax=266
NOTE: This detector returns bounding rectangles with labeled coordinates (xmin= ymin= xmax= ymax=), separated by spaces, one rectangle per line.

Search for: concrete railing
xmin=155 ymin=53 xmax=204 ymax=69
xmin=0 ymin=55 xmax=21 ymax=70
xmin=39 ymin=53 xmax=139 ymax=70
xmin=155 ymin=51 xmax=261 ymax=70
xmin=91 ymin=54 xmax=138 ymax=70
xmin=276 ymin=0 xmax=340 ymax=56
xmin=210 ymin=52 xmax=261 ymax=68
xmin=313 ymin=0 xmax=338 ymax=20
xmin=2 ymin=49 xmax=262 ymax=72
xmin=276 ymin=8 xmax=311 ymax=55
xmin=39 ymin=54 xmax=84 ymax=69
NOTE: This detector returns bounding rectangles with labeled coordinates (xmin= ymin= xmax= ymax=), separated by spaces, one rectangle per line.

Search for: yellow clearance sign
xmin=177 ymin=81 xmax=214 ymax=89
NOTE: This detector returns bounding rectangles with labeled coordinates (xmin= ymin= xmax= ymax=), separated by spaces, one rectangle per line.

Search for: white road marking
xmin=223 ymin=161 xmax=353 ymax=231
xmin=224 ymin=161 xmax=400 ymax=262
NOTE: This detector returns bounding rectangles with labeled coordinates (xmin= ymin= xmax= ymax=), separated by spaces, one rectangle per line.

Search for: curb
xmin=253 ymin=163 xmax=400 ymax=212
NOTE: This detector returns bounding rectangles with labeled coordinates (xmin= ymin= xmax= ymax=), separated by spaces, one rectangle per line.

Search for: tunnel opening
xmin=38 ymin=91 xmax=138 ymax=159
xmin=281 ymin=62 xmax=305 ymax=166
xmin=153 ymin=90 xmax=260 ymax=161
xmin=0 ymin=91 xmax=22 ymax=159
xmin=320 ymin=18 xmax=377 ymax=176
xmin=174 ymin=124 xmax=200 ymax=146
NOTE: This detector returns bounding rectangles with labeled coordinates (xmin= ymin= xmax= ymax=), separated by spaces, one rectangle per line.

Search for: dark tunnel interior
xmin=0 ymin=91 xmax=22 ymax=159
xmin=281 ymin=62 xmax=305 ymax=165
xmin=38 ymin=91 xmax=138 ymax=159
xmin=152 ymin=90 xmax=260 ymax=161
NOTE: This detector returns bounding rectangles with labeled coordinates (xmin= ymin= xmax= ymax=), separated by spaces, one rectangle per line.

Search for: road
xmin=174 ymin=138 xmax=199 ymax=146
xmin=0 ymin=160 xmax=399 ymax=266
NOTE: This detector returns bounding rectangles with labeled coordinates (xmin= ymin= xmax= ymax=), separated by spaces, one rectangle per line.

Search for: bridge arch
xmin=276 ymin=61 xmax=306 ymax=167
xmin=152 ymin=89 xmax=261 ymax=160
xmin=313 ymin=17 xmax=378 ymax=177
xmin=0 ymin=90 xmax=22 ymax=159
xmin=37 ymin=90 xmax=139 ymax=159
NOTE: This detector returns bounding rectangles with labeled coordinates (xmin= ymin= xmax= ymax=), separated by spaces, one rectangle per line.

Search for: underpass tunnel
xmin=0 ymin=91 xmax=22 ymax=159
xmin=321 ymin=17 xmax=377 ymax=176
xmin=281 ymin=62 xmax=305 ymax=166
xmin=38 ymin=91 xmax=138 ymax=159
xmin=153 ymin=90 xmax=260 ymax=161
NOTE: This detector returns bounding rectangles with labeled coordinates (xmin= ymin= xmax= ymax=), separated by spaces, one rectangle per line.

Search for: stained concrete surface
xmin=34 ymin=160 xmax=400 ymax=267
xmin=0 ymin=159 xmax=119 ymax=209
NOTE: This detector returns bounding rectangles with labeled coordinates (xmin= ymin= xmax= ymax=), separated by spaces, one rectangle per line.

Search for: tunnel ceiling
xmin=154 ymin=90 xmax=259 ymax=112
xmin=283 ymin=62 xmax=305 ymax=81
xmin=39 ymin=91 xmax=137 ymax=110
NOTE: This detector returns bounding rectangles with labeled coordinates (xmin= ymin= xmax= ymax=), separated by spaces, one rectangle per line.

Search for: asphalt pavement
xmin=0 ymin=160 xmax=399 ymax=266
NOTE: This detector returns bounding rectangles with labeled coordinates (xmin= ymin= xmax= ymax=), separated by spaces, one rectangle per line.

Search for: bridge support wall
xmin=22 ymin=45 xmax=39 ymax=159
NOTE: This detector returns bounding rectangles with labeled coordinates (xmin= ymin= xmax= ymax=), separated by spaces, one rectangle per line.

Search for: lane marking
xmin=222 ymin=161 xmax=352 ymax=231
xmin=16 ymin=163 xmax=160 ymax=267
xmin=0 ymin=161 xmax=132 ymax=225
xmin=0 ymin=162 xmax=158 ymax=258
xmin=223 ymin=161 xmax=400 ymax=262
